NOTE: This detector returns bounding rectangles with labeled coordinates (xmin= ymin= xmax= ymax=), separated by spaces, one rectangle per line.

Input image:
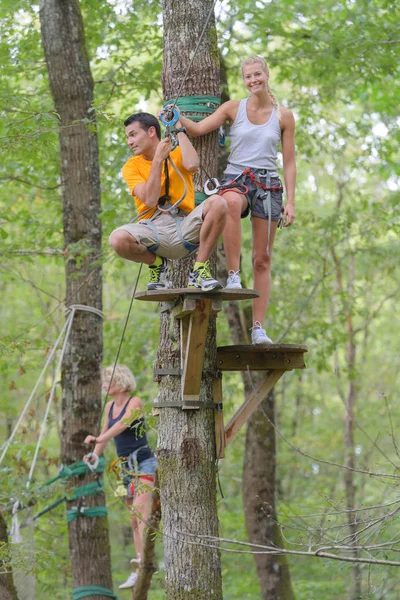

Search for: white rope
xmin=0 ymin=318 xmax=70 ymax=467
xmin=26 ymin=311 xmax=75 ymax=488
xmin=0 ymin=304 xmax=104 ymax=470
xmin=67 ymin=304 xmax=104 ymax=319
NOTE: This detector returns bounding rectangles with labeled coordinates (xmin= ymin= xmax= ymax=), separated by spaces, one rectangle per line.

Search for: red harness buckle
xmin=128 ymin=474 xmax=154 ymax=497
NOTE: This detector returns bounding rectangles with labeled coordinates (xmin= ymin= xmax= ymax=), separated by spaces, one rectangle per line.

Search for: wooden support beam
xmin=225 ymin=369 xmax=285 ymax=446
xmin=180 ymin=298 xmax=212 ymax=407
xmin=213 ymin=377 xmax=225 ymax=459
xmin=217 ymin=344 xmax=307 ymax=372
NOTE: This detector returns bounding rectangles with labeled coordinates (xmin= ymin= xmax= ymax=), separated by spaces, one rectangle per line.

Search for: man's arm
xmin=134 ymin=138 xmax=173 ymax=208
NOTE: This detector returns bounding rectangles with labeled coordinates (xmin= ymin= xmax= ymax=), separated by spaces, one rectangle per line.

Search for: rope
xmin=0 ymin=319 xmax=70 ymax=467
xmin=26 ymin=310 xmax=75 ymax=489
xmin=0 ymin=304 xmax=103 ymax=471
xmin=72 ymin=585 xmax=118 ymax=600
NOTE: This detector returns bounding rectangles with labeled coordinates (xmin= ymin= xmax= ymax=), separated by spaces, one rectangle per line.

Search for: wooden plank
xmin=216 ymin=345 xmax=307 ymax=371
xmin=225 ymin=370 xmax=285 ymax=446
xmin=181 ymin=299 xmax=212 ymax=407
xmin=213 ymin=378 xmax=225 ymax=459
xmin=135 ymin=288 xmax=259 ymax=303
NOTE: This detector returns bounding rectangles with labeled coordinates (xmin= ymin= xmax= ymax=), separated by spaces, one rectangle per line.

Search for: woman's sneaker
xmin=251 ymin=321 xmax=273 ymax=345
xmin=119 ymin=572 xmax=138 ymax=589
xmin=147 ymin=257 xmax=171 ymax=290
xmin=226 ymin=270 xmax=242 ymax=289
xmin=188 ymin=261 xmax=223 ymax=291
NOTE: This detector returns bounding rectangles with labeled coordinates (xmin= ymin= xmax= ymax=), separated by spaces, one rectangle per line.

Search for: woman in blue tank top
xmin=176 ymin=56 xmax=296 ymax=344
xmin=83 ymin=364 xmax=157 ymax=590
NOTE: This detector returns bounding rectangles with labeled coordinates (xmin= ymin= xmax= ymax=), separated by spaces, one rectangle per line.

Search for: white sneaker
xmin=130 ymin=557 xmax=141 ymax=565
xmin=251 ymin=321 xmax=273 ymax=345
xmin=226 ymin=270 xmax=242 ymax=289
xmin=119 ymin=572 xmax=138 ymax=589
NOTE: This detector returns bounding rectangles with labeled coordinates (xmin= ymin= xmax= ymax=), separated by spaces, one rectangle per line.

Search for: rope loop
xmin=66 ymin=304 xmax=104 ymax=319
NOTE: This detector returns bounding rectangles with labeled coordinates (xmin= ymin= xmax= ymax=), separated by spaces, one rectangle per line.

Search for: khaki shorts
xmin=109 ymin=202 xmax=206 ymax=260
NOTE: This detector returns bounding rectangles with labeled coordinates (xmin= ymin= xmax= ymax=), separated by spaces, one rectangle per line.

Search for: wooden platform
xmin=217 ymin=344 xmax=307 ymax=371
xmin=135 ymin=288 xmax=259 ymax=302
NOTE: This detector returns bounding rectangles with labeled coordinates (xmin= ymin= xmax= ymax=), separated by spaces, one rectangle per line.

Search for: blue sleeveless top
xmin=108 ymin=398 xmax=152 ymax=461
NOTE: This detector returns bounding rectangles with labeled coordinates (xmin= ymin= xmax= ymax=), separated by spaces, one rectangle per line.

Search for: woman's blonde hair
xmin=241 ymin=56 xmax=281 ymax=120
xmin=102 ymin=364 xmax=136 ymax=393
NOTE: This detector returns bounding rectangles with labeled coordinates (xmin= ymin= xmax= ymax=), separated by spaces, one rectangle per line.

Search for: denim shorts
xmin=220 ymin=174 xmax=283 ymax=221
xmin=120 ymin=454 xmax=158 ymax=498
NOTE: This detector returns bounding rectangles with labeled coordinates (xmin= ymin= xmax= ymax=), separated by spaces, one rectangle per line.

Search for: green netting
xmin=164 ymin=95 xmax=220 ymax=121
xmin=67 ymin=506 xmax=108 ymax=522
xmin=72 ymin=585 xmax=118 ymax=600
xmin=42 ymin=457 xmax=105 ymax=487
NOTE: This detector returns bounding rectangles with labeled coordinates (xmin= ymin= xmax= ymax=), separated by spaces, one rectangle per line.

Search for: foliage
xmin=0 ymin=0 xmax=399 ymax=598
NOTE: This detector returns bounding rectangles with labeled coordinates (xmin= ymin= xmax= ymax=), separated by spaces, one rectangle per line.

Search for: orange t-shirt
xmin=122 ymin=146 xmax=195 ymax=221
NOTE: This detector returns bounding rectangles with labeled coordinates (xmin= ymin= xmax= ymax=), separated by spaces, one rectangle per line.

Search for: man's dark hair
xmin=124 ymin=112 xmax=161 ymax=140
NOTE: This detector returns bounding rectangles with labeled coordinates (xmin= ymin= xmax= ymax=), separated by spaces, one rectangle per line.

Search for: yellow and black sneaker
xmin=147 ymin=257 xmax=171 ymax=290
xmin=188 ymin=260 xmax=223 ymax=291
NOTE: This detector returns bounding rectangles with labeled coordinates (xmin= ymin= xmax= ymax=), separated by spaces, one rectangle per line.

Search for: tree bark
xmin=39 ymin=2 xmax=112 ymax=598
xmin=332 ymin=246 xmax=361 ymax=600
xmin=0 ymin=513 xmax=19 ymax=600
xmin=157 ymin=1 xmax=222 ymax=599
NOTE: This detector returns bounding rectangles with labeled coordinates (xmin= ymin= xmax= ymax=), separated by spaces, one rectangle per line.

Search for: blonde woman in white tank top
xmin=177 ymin=56 xmax=296 ymax=344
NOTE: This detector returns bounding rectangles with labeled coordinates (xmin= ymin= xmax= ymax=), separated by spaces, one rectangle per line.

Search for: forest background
xmin=0 ymin=0 xmax=399 ymax=598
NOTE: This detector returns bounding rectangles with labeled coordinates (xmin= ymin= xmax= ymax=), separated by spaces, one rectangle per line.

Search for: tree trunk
xmin=0 ymin=513 xmax=19 ymax=600
xmin=39 ymin=2 xmax=113 ymax=598
xmin=157 ymin=2 xmax=222 ymax=599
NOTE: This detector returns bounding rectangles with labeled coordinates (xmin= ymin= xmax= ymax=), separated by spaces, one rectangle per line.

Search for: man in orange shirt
xmin=109 ymin=112 xmax=227 ymax=291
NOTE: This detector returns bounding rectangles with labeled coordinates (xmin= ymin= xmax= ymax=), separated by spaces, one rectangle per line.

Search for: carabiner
xmin=204 ymin=178 xmax=220 ymax=196
xmin=160 ymin=107 xmax=179 ymax=127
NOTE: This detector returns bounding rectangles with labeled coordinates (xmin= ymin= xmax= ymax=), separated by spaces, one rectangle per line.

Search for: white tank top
xmin=224 ymin=98 xmax=281 ymax=178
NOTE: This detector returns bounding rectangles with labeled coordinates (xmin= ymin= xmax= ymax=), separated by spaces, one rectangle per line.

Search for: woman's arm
xmin=173 ymin=100 xmax=239 ymax=138
xmin=280 ymin=107 xmax=296 ymax=227
xmin=84 ymin=397 xmax=143 ymax=457
xmin=84 ymin=401 xmax=112 ymax=458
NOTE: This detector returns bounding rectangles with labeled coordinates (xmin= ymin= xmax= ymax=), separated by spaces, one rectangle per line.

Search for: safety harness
xmin=204 ymin=167 xmax=284 ymax=254
xmin=130 ymin=108 xmax=199 ymax=254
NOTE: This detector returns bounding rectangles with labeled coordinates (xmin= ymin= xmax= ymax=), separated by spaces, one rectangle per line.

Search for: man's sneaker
xmin=147 ymin=257 xmax=171 ymax=290
xmin=188 ymin=261 xmax=223 ymax=291
xmin=226 ymin=270 xmax=242 ymax=289
xmin=251 ymin=321 xmax=273 ymax=345
xmin=119 ymin=572 xmax=138 ymax=589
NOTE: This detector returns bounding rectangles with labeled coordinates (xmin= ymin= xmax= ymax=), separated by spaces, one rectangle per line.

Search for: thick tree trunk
xmin=39 ymin=2 xmax=112 ymax=598
xmin=0 ymin=514 xmax=18 ymax=600
xmin=157 ymin=2 xmax=222 ymax=599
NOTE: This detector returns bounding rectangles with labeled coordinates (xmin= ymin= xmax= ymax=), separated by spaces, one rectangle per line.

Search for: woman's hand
xmin=283 ymin=203 xmax=295 ymax=227
xmin=84 ymin=434 xmax=97 ymax=445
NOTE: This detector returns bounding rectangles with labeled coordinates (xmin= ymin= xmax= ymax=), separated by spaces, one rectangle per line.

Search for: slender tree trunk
xmin=39 ymin=2 xmax=113 ymax=597
xmin=156 ymin=1 xmax=222 ymax=599
xmin=332 ymin=246 xmax=361 ymax=600
xmin=217 ymin=274 xmax=295 ymax=599
xmin=0 ymin=514 xmax=18 ymax=600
